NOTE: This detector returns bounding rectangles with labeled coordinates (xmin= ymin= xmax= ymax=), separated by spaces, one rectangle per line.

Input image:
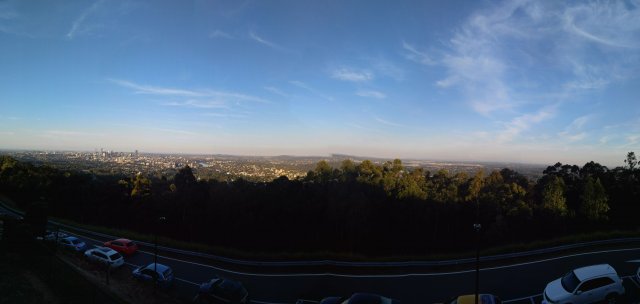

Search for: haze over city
xmin=1 ymin=0 xmax=639 ymax=166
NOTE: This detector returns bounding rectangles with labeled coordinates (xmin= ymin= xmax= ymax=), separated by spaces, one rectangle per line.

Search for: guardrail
xmin=2 ymin=200 xmax=640 ymax=268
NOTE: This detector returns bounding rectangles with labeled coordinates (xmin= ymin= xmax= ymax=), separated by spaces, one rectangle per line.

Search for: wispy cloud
xmin=67 ymin=0 xmax=104 ymax=39
xmin=0 ymin=131 xmax=15 ymax=136
xmin=563 ymin=2 xmax=640 ymax=49
xmin=248 ymin=30 xmax=288 ymax=52
xmin=109 ymin=79 xmax=268 ymax=103
xmin=374 ymin=116 xmax=404 ymax=128
xmin=162 ymin=100 xmax=229 ymax=109
xmin=289 ymin=80 xmax=333 ymax=101
xmin=331 ymin=68 xmax=373 ymax=82
xmin=497 ymin=107 xmax=555 ymax=143
xmin=202 ymin=112 xmax=248 ymax=119
xmin=210 ymin=29 xmax=234 ymax=39
xmin=416 ymin=0 xmax=640 ymax=123
xmin=263 ymin=86 xmax=290 ymax=98
xmin=370 ymin=57 xmax=405 ymax=82
xmin=402 ymin=41 xmax=436 ymax=66
xmin=356 ymin=90 xmax=386 ymax=99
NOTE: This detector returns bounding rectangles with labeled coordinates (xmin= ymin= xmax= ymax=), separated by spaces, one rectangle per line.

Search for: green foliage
xmin=625 ymin=151 xmax=637 ymax=170
xmin=0 ymin=152 xmax=638 ymax=258
xmin=130 ymin=173 xmax=151 ymax=197
xmin=542 ymin=175 xmax=568 ymax=216
xmin=580 ymin=177 xmax=609 ymax=221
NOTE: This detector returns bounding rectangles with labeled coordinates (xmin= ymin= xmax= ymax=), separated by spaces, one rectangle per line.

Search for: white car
xmin=542 ymin=264 xmax=624 ymax=304
xmin=84 ymin=247 xmax=124 ymax=268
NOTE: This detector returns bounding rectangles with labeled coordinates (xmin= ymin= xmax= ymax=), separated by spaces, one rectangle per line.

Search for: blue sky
xmin=1 ymin=0 xmax=639 ymax=166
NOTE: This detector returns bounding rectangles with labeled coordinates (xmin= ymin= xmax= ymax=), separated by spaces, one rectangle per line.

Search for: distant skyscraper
xmin=135 ymin=149 xmax=139 ymax=157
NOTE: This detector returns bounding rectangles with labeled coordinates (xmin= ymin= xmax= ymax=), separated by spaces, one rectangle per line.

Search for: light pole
xmin=154 ymin=216 xmax=166 ymax=287
xmin=474 ymin=222 xmax=481 ymax=304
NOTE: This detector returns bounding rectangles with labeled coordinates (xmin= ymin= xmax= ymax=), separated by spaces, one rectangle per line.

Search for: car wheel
xmin=605 ymin=293 xmax=619 ymax=304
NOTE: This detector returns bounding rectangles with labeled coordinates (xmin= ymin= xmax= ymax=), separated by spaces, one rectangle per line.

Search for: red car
xmin=103 ymin=238 xmax=138 ymax=255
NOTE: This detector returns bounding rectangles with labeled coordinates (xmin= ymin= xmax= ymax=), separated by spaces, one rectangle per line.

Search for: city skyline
xmin=1 ymin=0 xmax=639 ymax=167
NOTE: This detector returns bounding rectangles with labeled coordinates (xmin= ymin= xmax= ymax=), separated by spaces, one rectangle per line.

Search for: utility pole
xmin=474 ymin=197 xmax=481 ymax=304
xmin=474 ymin=223 xmax=481 ymax=304
xmin=154 ymin=216 xmax=166 ymax=288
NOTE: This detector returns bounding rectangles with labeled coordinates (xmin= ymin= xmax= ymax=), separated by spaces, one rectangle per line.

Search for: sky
xmin=0 ymin=0 xmax=639 ymax=167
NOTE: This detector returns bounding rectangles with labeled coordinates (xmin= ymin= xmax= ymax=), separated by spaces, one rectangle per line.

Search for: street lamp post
xmin=154 ymin=216 xmax=166 ymax=287
xmin=474 ymin=223 xmax=481 ymax=304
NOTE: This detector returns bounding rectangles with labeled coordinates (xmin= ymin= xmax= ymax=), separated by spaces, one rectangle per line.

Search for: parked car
xmin=132 ymin=263 xmax=174 ymax=288
xmin=84 ymin=247 xmax=124 ymax=268
xmin=58 ymin=236 xmax=87 ymax=252
xmin=438 ymin=294 xmax=501 ymax=304
xmin=44 ymin=231 xmax=68 ymax=241
xmin=542 ymin=264 xmax=624 ymax=304
xmin=320 ymin=293 xmax=400 ymax=304
xmin=193 ymin=276 xmax=249 ymax=304
xmin=104 ymin=238 xmax=138 ymax=255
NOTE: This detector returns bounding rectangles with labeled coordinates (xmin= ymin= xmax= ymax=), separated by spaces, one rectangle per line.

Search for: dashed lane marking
xmin=503 ymin=294 xmax=541 ymax=303
xmin=175 ymin=277 xmax=199 ymax=286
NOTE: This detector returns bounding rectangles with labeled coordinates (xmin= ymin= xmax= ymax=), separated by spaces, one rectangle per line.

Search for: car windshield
xmin=71 ymin=239 xmax=82 ymax=245
xmin=561 ymin=271 xmax=581 ymax=292
xmin=163 ymin=268 xmax=172 ymax=278
xmin=126 ymin=242 xmax=135 ymax=247
xmin=109 ymin=253 xmax=121 ymax=260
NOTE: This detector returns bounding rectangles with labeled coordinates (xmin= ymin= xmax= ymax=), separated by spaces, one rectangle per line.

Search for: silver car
xmin=84 ymin=247 xmax=124 ymax=268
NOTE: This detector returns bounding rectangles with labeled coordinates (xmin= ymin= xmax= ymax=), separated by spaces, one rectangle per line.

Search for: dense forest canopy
xmin=0 ymin=153 xmax=639 ymax=257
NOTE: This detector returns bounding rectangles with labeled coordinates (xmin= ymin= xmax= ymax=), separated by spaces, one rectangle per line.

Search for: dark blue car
xmin=132 ymin=263 xmax=174 ymax=288
xmin=194 ymin=276 xmax=249 ymax=304
xmin=320 ymin=293 xmax=400 ymax=304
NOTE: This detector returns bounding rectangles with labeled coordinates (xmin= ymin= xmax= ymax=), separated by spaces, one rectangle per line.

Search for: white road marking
xmin=503 ymin=294 xmax=541 ymax=303
xmin=63 ymin=228 xmax=640 ymax=278
xmin=627 ymin=259 xmax=640 ymax=263
xmin=629 ymin=276 xmax=640 ymax=289
xmin=175 ymin=277 xmax=199 ymax=286
xmin=529 ymin=297 xmax=535 ymax=304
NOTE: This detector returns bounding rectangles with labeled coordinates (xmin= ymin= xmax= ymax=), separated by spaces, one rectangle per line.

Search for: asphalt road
xmin=2 ymin=204 xmax=640 ymax=304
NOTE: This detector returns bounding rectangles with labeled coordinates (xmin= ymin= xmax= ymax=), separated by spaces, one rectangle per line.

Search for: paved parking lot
xmin=502 ymin=276 xmax=640 ymax=304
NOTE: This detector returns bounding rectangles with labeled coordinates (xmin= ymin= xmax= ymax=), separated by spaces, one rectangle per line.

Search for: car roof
xmin=112 ymin=238 xmax=132 ymax=243
xmin=95 ymin=247 xmax=118 ymax=254
xmin=348 ymin=293 xmax=384 ymax=304
xmin=573 ymin=264 xmax=616 ymax=281
xmin=144 ymin=263 xmax=170 ymax=272
xmin=64 ymin=236 xmax=79 ymax=241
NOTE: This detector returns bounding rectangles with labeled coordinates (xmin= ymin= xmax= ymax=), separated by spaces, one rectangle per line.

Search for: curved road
xmin=2 ymin=204 xmax=640 ymax=303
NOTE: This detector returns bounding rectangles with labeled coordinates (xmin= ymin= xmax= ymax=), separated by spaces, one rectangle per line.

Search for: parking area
xmin=503 ymin=276 xmax=640 ymax=304
xmin=622 ymin=275 xmax=640 ymax=304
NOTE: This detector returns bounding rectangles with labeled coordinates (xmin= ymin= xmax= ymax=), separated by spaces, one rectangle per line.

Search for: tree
xmin=314 ymin=160 xmax=333 ymax=182
xmin=580 ymin=177 xmax=609 ymax=221
xmin=131 ymin=173 xmax=152 ymax=197
xmin=465 ymin=170 xmax=484 ymax=202
xmin=625 ymin=151 xmax=637 ymax=170
xmin=174 ymin=165 xmax=196 ymax=190
xmin=542 ymin=175 xmax=568 ymax=216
